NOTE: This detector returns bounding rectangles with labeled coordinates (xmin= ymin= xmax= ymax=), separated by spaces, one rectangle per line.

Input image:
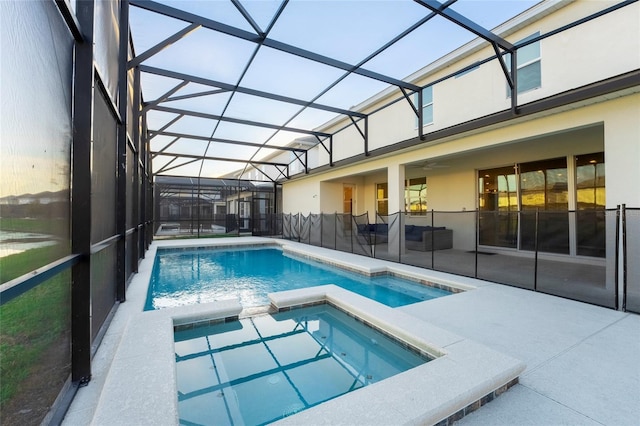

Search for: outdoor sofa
xmin=357 ymin=223 xmax=453 ymax=251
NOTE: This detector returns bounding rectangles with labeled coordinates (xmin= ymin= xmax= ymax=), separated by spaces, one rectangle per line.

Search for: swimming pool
xmin=174 ymin=304 xmax=431 ymax=425
xmin=146 ymin=247 xmax=451 ymax=310
xmin=89 ymin=240 xmax=524 ymax=425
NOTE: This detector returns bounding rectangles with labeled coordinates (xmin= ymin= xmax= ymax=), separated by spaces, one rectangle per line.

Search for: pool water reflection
xmin=174 ymin=304 xmax=430 ymax=426
xmin=0 ymin=230 xmax=58 ymax=258
xmin=148 ymin=248 xmax=451 ymax=310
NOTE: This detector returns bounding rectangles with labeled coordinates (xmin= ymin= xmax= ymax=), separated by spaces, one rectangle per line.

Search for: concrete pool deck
xmin=62 ymin=237 xmax=640 ymax=425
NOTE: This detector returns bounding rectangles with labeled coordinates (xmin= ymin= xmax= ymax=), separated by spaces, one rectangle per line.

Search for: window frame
xmin=506 ymin=31 xmax=542 ymax=96
xmin=476 ymin=154 xmax=606 ymax=256
xmin=414 ymin=86 xmax=433 ymax=128
xmin=375 ymin=182 xmax=388 ymax=216
xmin=289 ymin=151 xmax=302 ymax=175
xmin=405 ymin=177 xmax=427 ymax=215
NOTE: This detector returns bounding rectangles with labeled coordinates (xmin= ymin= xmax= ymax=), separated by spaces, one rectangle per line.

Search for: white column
xmin=387 ymin=163 xmax=405 ymax=257
xmin=604 ymin=98 xmax=640 ymax=208
xmin=603 ymin=98 xmax=640 ymax=307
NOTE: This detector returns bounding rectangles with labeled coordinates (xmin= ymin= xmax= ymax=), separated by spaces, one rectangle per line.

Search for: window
xmin=455 ymin=63 xmax=480 ymax=78
xmin=478 ymin=155 xmax=606 ymax=257
xmin=575 ymin=152 xmax=606 ymax=257
xmin=414 ymin=86 xmax=433 ymax=127
xmin=405 ymin=177 xmax=427 ymax=215
xmin=576 ymin=152 xmax=605 ymax=209
xmin=239 ymin=198 xmax=248 ymax=217
xmin=376 ymin=183 xmax=388 ymax=216
xmin=506 ymin=32 xmax=541 ymax=95
xmin=519 ymin=158 xmax=569 ymax=254
xmin=289 ymin=151 xmax=302 ymax=174
xmin=478 ymin=166 xmax=517 ymax=212
xmin=478 ymin=166 xmax=518 ymax=248
xmin=519 ymin=157 xmax=568 ymax=212
xmin=478 ymin=158 xmax=569 ymax=254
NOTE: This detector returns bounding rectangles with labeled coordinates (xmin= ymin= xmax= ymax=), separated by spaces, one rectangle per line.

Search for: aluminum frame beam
xmin=152 ymin=113 xmax=184 ymax=135
xmin=149 ymin=104 xmax=332 ymax=138
xmin=127 ymin=23 xmax=201 ymax=69
xmin=54 ymin=0 xmax=84 ymax=42
xmin=156 ymin=157 xmax=199 ymax=175
xmin=312 ymin=134 xmax=334 ymax=167
xmin=413 ymin=0 xmax=514 ymax=51
xmin=148 ymin=130 xmax=307 ymax=153
xmin=153 ymin=152 xmax=290 ymax=168
xmin=233 ymin=0 xmax=458 ymax=174
xmin=231 ymin=0 xmax=264 ymax=36
xmin=116 ymin=0 xmax=130 ymax=302
xmin=155 ymin=175 xmax=272 ymax=186
xmin=248 ymin=162 xmax=292 ymax=182
xmin=249 ymin=165 xmax=278 ymax=182
xmin=129 ymin=0 xmax=421 ymax=92
xmin=142 ymin=80 xmax=189 ymax=113
xmin=139 ymin=65 xmax=366 ymax=118
xmin=348 ymin=116 xmax=369 ymax=156
xmin=289 ymin=150 xmax=308 ymax=174
xmin=132 ymin=0 xmax=636 ymax=184
xmin=196 ymin=1 xmax=284 ymax=183
xmin=303 ymin=69 xmax=640 ymax=178
xmin=0 ymin=255 xmax=81 ymax=306
xmin=164 ymin=89 xmax=229 ymax=103
xmin=131 ymin=67 xmax=141 ymax=272
xmin=414 ymin=0 xmax=517 ymax=109
xmin=70 ymin=0 xmax=94 ymax=385
xmin=151 ymin=136 xmax=179 ymax=159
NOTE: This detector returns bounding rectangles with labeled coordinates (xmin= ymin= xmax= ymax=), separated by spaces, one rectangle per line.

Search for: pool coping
xmin=88 ymin=238 xmax=524 ymax=425
xmin=269 ymin=285 xmax=524 ymax=425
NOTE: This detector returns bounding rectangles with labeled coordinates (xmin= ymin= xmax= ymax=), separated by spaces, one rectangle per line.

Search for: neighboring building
xmin=154 ymin=176 xmax=280 ymax=235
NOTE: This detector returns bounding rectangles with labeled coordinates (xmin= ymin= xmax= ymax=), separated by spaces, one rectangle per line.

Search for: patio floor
xmin=354 ymin=241 xmax=612 ymax=307
xmin=62 ymin=237 xmax=639 ymax=425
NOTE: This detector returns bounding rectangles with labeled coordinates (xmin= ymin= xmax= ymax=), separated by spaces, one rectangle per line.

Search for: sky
xmin=1 ymin=0 xmax=541 ymax=197
xmin=1 ymin=0 xmax=73 ymax=198
xmin=129 ymin=0 xmax=539 ymax=179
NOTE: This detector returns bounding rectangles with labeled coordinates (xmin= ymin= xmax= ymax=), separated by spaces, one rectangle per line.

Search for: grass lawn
xmin=0 ymin=247 xmax=71 ymax=407
xmin=0 ymin=217 xmax=68 ymax=237
xmin=0 ymin=244 xmax=70 ymax=284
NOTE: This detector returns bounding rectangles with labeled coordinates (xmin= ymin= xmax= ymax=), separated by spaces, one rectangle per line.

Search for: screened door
xmin=252 ymin=197 xmax=271 ymax=236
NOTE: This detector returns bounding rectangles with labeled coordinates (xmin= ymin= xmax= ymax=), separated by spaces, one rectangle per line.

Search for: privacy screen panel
xmin=0 ymin=0 xmax=72 ymax=275
xmin=91 ymin=90 xmax=118 ymax=244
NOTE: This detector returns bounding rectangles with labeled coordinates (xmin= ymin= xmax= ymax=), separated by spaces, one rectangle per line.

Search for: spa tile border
xmin=274 ymin=300 xmax=434 ymax=361
xmin=434 ymin=378 xmax=519 ymax=426
xmin=282 ymin=247 xmax=465 ymax=294
xmin=173 ymin=315 xmax=239 ymax=333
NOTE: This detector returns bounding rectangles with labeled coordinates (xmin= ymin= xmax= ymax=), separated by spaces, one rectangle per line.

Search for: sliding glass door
xmin=519 ymin=158 xmax=569 ymax=254
xmin=478 ymin=153 xmax=604 ymax=257
xmin=478 ymin=166 xmax=518 ymax=248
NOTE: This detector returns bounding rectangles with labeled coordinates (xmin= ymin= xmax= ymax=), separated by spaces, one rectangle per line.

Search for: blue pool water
xmin=145 ymin=247 xmax=451 ymax=310
xmin=174 ymin=304 xmax=430 ymax=425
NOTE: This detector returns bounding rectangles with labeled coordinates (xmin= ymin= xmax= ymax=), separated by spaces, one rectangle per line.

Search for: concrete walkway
xmin=63 ymin=238 xmax=639 ymax=425
xmin=399 ymin=283 xmax=639 ymax=425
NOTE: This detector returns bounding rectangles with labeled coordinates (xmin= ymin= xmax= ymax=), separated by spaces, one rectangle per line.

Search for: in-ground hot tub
xmin=174 ymin=303 xmax=433 ymax=425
